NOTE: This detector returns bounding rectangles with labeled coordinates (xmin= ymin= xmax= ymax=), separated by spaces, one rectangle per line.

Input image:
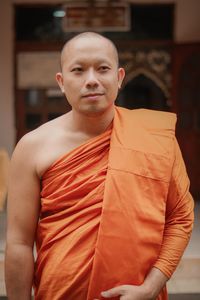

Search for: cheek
xmin=102 ymin=74 xmax=118 ymax=87
xmin=107 ymin=78 xmax=119 ymax=95
xmin=63 ymin=80 xmax=78 ymax=94
xmin=62 ymin=84 xmax=75 ymax=103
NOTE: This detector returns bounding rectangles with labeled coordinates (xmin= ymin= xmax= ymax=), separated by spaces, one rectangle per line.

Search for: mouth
xmin=82 ymin=93 xmax=104 ymax=101
xmin=82 ymin=93 xmax=104 ymax=97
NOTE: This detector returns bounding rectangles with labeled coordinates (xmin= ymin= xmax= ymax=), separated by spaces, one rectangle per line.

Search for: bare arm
xmin=5 ymin=135 xmax=41 ymax=300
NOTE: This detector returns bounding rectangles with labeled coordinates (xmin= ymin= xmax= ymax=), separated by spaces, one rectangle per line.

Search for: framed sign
xmin=62 ymin=1 xmax=130 ymax=32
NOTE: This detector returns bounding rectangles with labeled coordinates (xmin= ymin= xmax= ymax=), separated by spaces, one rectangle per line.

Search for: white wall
xmin=1 ymin=0 xmax=200 ymax=153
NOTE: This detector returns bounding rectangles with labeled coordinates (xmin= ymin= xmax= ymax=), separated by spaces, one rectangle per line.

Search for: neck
xmin=69 ymin=106 xmax=115 ymax=136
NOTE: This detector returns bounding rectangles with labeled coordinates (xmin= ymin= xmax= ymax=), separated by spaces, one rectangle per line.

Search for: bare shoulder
xmin=11 ymin=113 xmax=71 ymax=177
xmin=12 ymin=114 xmax=64 ymax=155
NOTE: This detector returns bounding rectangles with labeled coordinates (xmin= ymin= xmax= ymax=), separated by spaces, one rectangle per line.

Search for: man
xmin=5 ymin=32 xmax=194 ymax=300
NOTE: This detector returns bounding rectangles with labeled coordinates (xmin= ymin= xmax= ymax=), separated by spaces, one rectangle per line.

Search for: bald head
xmin=60 ymin=32 xmax=119 ymax=69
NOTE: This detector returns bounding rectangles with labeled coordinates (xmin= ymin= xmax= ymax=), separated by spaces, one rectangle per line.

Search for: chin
xmin=79 ymin=103 xmax=112 ymax=116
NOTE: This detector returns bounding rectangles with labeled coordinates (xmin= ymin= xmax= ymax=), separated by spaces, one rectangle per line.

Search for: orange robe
xmin=34 ymin=106 xmax=194 ymax=300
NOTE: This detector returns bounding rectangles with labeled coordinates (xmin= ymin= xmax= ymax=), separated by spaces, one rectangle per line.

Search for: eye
xmin=99 ymin=66 xmax=110 ymax=72
xmin=71 ymin=67 xmax=83 ymax=73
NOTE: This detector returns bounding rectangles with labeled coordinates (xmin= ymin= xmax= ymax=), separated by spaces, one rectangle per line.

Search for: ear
xmin=117 ymin=68 xmax=125 ymax=89
xmin=56 ymin=72 xmax=65 ymax=93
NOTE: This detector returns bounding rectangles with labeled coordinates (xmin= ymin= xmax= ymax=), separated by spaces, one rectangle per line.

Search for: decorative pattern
xmin=119 ymin=48 xmax=171 ymax=98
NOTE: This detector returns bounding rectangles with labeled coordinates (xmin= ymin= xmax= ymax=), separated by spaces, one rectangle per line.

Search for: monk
xmin=5 ymin=32 xmax=194 ymax=300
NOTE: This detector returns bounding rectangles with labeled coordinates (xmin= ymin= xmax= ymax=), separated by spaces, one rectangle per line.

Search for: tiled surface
xmin=167 ymin=202 xmax=200 ymax=294
xmin=169 ymin=296 xmax=199 ymax=300
xmin=167 ymin=258 xmax=200 ymax=293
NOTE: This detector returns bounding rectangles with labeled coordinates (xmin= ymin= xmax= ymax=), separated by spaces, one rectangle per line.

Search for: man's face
xmin=56 ymin=37 xmax=125 ymax=116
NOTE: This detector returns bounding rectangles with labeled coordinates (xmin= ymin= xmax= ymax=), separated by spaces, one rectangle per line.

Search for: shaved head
xmin=60 ymin=32 xmax=119 ymax=69
xmin=56 ymin=31 xmax=125 ymax=117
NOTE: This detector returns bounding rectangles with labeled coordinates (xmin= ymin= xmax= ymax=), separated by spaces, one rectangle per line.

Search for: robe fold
xmin=34 ymin=106 xmax=194 ymax=300
xmin=34 ymin=127 xmax=112 ymax=299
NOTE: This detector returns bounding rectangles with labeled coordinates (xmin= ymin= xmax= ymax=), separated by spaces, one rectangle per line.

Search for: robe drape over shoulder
xmin=34 ymin=106 xmax=194 ymax=300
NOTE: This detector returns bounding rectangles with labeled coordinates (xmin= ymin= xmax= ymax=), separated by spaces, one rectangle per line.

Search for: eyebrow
xmin=67 ymin=58 xmax=114 ymax=68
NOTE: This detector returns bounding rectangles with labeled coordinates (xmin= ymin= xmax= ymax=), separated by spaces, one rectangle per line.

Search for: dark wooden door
xmin=172 ymin=43 xmax=200 ymax=197
xmin=15 ymin=88 xmax=71 ymax=141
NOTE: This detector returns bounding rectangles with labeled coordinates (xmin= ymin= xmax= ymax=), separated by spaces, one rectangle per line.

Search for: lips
xmin=82 ymin=92 xmax=104 ymax=97
xmin=82 ymin=92 xmax=104 ymax=101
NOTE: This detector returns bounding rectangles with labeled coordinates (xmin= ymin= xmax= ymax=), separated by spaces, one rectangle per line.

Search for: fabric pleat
xmin=34 ymin=127 xmax=112 ymax=300
xmin=34 ymin=107 xmax=194 ymax=300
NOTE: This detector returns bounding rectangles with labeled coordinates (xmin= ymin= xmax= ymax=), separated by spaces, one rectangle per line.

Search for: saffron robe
xmin=34 ymin=106 xmax=194 ymax=300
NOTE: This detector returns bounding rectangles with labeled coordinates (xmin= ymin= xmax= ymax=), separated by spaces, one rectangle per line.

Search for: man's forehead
xmin=61 ymin=35 xmax=118 ymax=66
xmin=66 ymin=56 xmax=115 ymax=68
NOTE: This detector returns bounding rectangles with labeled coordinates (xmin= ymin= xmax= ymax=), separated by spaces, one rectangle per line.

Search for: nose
xmin=85 ymin=69 xmax=99 ymax=88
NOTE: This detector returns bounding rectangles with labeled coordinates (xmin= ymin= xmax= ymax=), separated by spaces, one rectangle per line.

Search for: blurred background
xmin=0 ymin=0 xmax=199 ymax=299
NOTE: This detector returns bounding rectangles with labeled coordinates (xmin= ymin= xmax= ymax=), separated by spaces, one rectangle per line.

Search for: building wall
xmin=175 ymin=0 xmax=200 ymax=42
xmin=0 ymin=0 xmax=14 ymax=155
xmin=1 ymin=0 xmax=200 ymax=154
